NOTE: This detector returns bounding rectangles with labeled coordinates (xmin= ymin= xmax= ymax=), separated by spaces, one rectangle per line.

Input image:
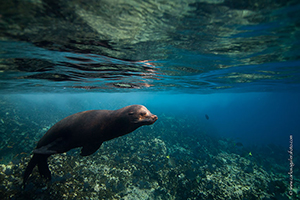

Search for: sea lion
xmin=23 ymin=105 xmax=157 ymax=187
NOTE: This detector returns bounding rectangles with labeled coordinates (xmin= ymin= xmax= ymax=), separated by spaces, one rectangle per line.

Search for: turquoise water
xmin=0 ymin=0 xmax=300 ymax=199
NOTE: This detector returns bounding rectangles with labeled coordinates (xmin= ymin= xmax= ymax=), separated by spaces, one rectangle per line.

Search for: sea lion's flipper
xmin=37 ymin=155 xmax=51 ymax=180
xmin=33 ymin=138 xmax=65 ymax=154
xmin=23 ymin=154 xmax=50 ymax=187
xmin=80 ymin=142 xmax=102 ymax=156
xmin=23 ymin=154 xmax=38 ymax=187
xmin=33 ymin=145 xmax=57 ymax=154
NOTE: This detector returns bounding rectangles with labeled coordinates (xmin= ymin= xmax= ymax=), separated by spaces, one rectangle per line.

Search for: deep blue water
xmin=0 ymin=0 xmax=300 ymax=199
xmin=3 ymin=92 xmax=299 ymax=150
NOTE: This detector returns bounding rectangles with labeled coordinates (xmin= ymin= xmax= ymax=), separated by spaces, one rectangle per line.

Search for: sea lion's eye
xmin=140 ymin=112 xmax=146 ymax=116
xmin=128 ymin=112 xmax=134 ymax=115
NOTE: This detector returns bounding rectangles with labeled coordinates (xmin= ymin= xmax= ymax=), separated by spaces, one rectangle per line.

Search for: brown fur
xmin=23 ymin=105 xmax=157 ymax=187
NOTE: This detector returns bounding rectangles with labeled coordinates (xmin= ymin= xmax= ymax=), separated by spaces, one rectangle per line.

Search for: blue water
xmin=0 ymin=0 xmax=300 ymax=199
xmin=3 ymin=92 xmax=299 ymax=150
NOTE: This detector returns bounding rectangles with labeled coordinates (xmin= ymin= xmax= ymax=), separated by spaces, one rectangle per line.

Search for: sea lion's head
xmin=111 ymin=105 xmax=157 ymax=136
xmin=127 ymin=105 xmax=158 ymax=125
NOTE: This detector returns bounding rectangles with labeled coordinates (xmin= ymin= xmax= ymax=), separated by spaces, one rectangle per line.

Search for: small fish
xmin=0 ymin=119 xmax=4 ymax=123
xmin=167 ymin=155 xmax=176 ymax=167
xmin=205 ymin=114 xmax=209 ymax=120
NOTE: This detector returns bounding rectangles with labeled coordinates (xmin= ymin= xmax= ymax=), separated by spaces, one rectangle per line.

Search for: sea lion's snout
xmin=151 ymin=114 xmax=158 ymax=123
xmin=127 ymin=105 xmax=158 ymax=125
xmin=143 ymin=113 xmax=157 ymax=125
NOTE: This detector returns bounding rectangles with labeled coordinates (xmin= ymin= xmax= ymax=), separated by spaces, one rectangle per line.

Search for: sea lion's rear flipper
xmin=33 ymin=144 xmax=57 ymax=154
xmin=37 ymin=155 xmax=51 ymax=180
xmin=80 ymin=142 xmax=103 ymax=156
xmin=33 ymin=138 xmax=65 ymax=154
xmin=23 ymin=154 xmax=38 ymax=187
xmin=23 ymin=154 xmax=50 ymax=187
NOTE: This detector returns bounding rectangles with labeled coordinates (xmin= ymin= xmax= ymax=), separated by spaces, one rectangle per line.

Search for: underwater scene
xmin=0 ymin=0 xmax=300 ymax=199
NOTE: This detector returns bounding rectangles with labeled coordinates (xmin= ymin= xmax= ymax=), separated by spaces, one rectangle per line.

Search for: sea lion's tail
xmin=23 ymin=154 xmax=51 ymax=187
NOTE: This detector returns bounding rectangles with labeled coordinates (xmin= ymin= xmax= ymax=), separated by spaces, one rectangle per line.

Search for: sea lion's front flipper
xmin=80 ymin=142 xmax=102 ymax=156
